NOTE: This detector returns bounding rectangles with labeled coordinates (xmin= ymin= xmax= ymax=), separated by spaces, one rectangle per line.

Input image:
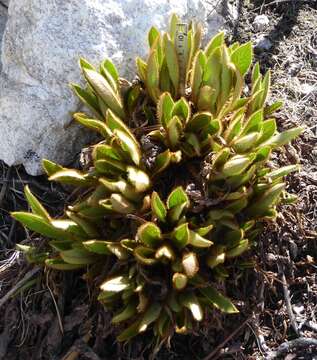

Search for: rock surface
xmin=253 ymin=14 xmax=269 ymax=32
xmin=0 ymin=0 xmax=226 ymax=175
xmin=0 ymin=3 xmax=8 ymax=71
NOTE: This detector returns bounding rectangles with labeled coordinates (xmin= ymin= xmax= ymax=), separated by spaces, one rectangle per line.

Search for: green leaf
xmin=232 ymin=132 xmax=260 ymax=153
xmin=146 ymin=49 xmax=160 ymax=102
xmin=139 ymin=303 xmax=162 ymax=332
xmin=265 ymin=165 xmax=300 ymax=180
xmin=112 ymin=301 xmax=137 ymax=324
xmin=199 ymin=287 xmax=239 ymax=313
xmin=42 ymin=159 xmax=64 ymax=177
xmin=157 ymin=92 xmax=174 ymax=128
xmin=60 ymin=248 xmax=98 ymax=265
xmin=264 ymin=100 xmax=283 ymax=116
xmin=136 ymin=222 xmax=162 ymax=247
xmin=256 ymin=118 xmax=276 ymax=145
xmin=114 ymin=129 xmax=141 ymax=166
xmin=117 ymin=320 xmax=141 ymax=342
xmin=242 ymin=109 xmax=263 ymax=135
xmin=172 ymin=223 xmax=189 ymax=248
xmin=45 ymin=258 xmax=85 ymax=270
xmin=155 ymin=245 xmax=175 ymax=261
xmin=197 ymin=85 xmax=214 ymax=112
xmin=148 ymin=26 xmax=160 ymax=48
xmin=105 ymin=109 xmax=137 ymax=145
xmin=127 ymin=166 xmax=151 ymax=193
xmin=226 ymin=239 xmax=249 ymax=258
xmin=12 ymin=212 xmax=71 ymax=241
xmin=49 ymin=169 xmax=94 ymax=187
xmin=186 ymin=111 xmax=212 ymax=132
xmin=24 ymin=186 xmax=51 ymax=221
xmin=101 ymin=58 xmax=119 ymax=83
xmin=134 ymin=246 xmax=157 ymax=265
xmin=230 ymin=42 xmax=253 ymax=76
xmin=109 ymin=194 xmax=136 ymax=214
xmin=204 ymin=31 xmax=225 ymax=57
xmin=100 ymin=276 xmax=130 ymax=293
xmin=70 ymin=83 xmax=102 ymax=118
xmin=221 ymin=155 xmax=255 ymax=177
xmin=66 ymin=211 xmax=99 ymax=238
xmin=172 ymin=98 xmax=190 ymax=123
xmin=263 ymin=127 xmax=304 ymax=147
xmin=136 ymin=57 xmax=147 ymax=83
xmin=190 ymin=50 xmax=206 ymax=103
xmin=180 ymin=292 xmax=203 ymax=321
xmin=74 ymin=113 xmax=112 ymax=138
xmin=172 ymin=273 xmax=188 ymax=290
xmin=151 ymin=192 xmax=167 ymax=222
xmin=163 ymin=33 xmax=179 ymax=95
xmin=167 ymin=186 xmax=189 ymax=209
xmin=82 ymin=68 xmax=125 ymax=119
xmin=95 ymin=158 xmax=126 ymax=175
xmin=188 ymin=230 xmax=213 ymax=248
xmin=82 ymin=240 xmax=112 ymax=255
xmin=167 ymin=115 xmax=182 ymax=148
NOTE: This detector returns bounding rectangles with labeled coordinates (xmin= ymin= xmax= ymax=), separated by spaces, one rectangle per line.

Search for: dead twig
xmin=0 ymin=167 xmax=12 ymax=207
xmin=267 ymin=337 xmax=317 ymax=359
xmin=0 ymin=266 xmax=40 ymax=307
xmin=277 ymin=262 xmax=300 ymax=336
xmin=202 ymin=316 xmax=252 ymax=360
xmin=46 ymin=270 xmax=64 ymax=335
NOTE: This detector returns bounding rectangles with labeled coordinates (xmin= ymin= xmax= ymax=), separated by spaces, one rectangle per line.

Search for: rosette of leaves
xmin=12 ymin=14 xmax=303 ymax=343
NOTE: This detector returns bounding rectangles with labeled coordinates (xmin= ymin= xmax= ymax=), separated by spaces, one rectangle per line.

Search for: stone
xmin=0 ymin=3 xmax=8 ymax=71
xmin=0 ymin=0 xmax=227 ymax=175
xmin=254 ymin=34 xmax=272 ymax=51
xmin=253 ymin=14 xmax=269 ymax=32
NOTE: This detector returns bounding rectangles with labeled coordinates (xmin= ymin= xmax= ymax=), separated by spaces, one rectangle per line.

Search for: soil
xmin=0 ymin=1 xmax=316 ymax=359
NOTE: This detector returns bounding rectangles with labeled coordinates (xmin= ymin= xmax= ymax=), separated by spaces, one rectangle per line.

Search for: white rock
xmin=253 ymin=14 xmax=269 ymax=32
xmin=0 ymin=0 xmax=226 ymax=175
xmin=0 ymin=4 xmax=7 ymax=71
xmin=254 ymin=34 xmax=272 ymax=51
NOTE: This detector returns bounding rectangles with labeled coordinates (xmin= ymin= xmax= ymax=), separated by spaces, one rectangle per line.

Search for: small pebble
xmin=254 ymin=34 xmax=272 ymax=51
xmin=253 ymin=14 xmax=269 ymax=32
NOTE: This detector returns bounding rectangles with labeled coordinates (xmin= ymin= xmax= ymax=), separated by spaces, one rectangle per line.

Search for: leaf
xmin=169 ymin=13 xmax=180 ymax=42
xmin=100 ymin=276 xmax=130 ymax=293
xmin=199 ymin=287 xmax=239 ymax=313
xmin=110 ymin=194 xmax=135 ymax=214
xmin=70 ymin=83 xmax=102 ymax=118
xmin=136 ymin=222 xmax=162 ymax=247
xmin=206 ymin=246 xmax=226 ymax=268
xmin=157 ymin=92 xmax=174 ymax=128
xmin=263 ymin=127 xmax=304 ymax=147
xmin=260 ymin=70 xmax=271 ymax=107
xmin=102 ymin=58 xmax=119 ymax=83
xmin=172 ymin=273 xmax=188 ymax=290
xmin=12 ymin=212 xmax=72 ymax=241
xmin=134 ymin=246 xmax=157 ymax=265
xmin=45 ymin=258 xmax=85 ymax=270
xmin=230 ymin=42 xmax=253 ymax=76
xmin=66 ymin=211 xmax=99 ymax=238
xmin=242 ymin=109 xmax=263 ymax=135
xmin=42 ymin=159 xmax=64 ymax=177
xmin=186 ymin=111 xmax=212 ymax=132
xmin=167 ymin=186 xmax=189 ymax=209
xmin=155 ymin=245 xmax=175 ymax=261
xmin=256 ymin=118 xmax=276 ymax=145
xmin=136 ymin=57 xmax=147 ymax=82
xmin=112 ymin=301 xmax=137 ymax=324
xmin=204 ymin=31 xmax=225 ymax=57
xmin=182 ymin=252 xmax=199 ymax=278
xmin=167 ymin=115 xmax=182 ymax=148
xmin=221 ymin=155 xmax=255 ymax=177
xmin=197 ymin=85 xmax=214 ymax=112
xmin=180 ymin=292 xmax=203 ymax=321
xmin=172 ymin=223 xmax=189 ymax=248
xmin=265 ymin=164 xmax=300 ymax=180
xmin=153 ymin=149 xmax=172 ymax=175
xmin=82 ymin=68 xmax=125 ymax=119
xmin=60 ymin=248 xmax=97 ymax=265
xmin=148 ymin=26 xmax=160 ymax=48
xmin=226 ymin=239 xmax=249 ymax=258
xmin=117 ymin=320 xmax=141 ymax=342
xmin=49 ymin=169 xmax=94 ymax=187
xmin=188 ymin=230 xmax=213 ymax=248
xmin=82 ymin=240 xmax=112 ymax=255
xmin=172 ymin=98 xmax=190 ymax=123
xmin=146 ymin=49 xmax=160 ymax=102
xmin=151 ymin=192 xmax=167 ymax=222
xmin=264 ymin=100 xmax=283 ymax=116
xmin=190 ymin=50 xmax=206 ymax=103
xmin=127 ymin=166 xmax=151 ymax=193
xmin=163 ymin=33 xmax=179 ymax=94
xmin=74 ymin=113 xmax=112 ymax=138
xmin=105 ymin=109 xmax=137 ymax=145
xmin=114 ymin=129 xmax=141 ymax=166
xmin=232 ymin=132 xmax=260 ymax=153
xmin=139 ymin=302 xmax=162 ymax=332
xmin=93 ymin=144 xmax=122 ymax=161
xmin=95 ymin=158 xmax=126 ymax=175
xmin=24 ymin=186 xmax=51 ymax=221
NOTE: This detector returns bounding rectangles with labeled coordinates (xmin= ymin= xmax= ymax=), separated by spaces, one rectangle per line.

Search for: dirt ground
xmin=0 ymin=1 xmax=316 ymax=359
